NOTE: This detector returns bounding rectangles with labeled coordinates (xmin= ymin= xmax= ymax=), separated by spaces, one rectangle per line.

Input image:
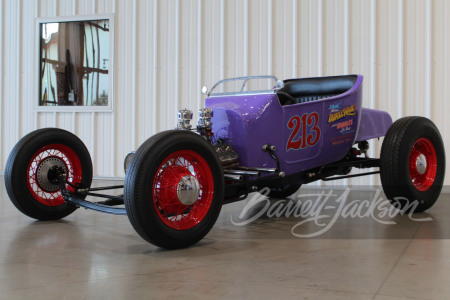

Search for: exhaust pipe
xmin=224 ymin=174 xmax=243 ymax=181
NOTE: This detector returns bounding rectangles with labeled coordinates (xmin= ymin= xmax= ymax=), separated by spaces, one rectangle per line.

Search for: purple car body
xmin=4 ymin=72 xmax=444 ymax=249
xmin=205 ymin=75 xmax=392 ymax=176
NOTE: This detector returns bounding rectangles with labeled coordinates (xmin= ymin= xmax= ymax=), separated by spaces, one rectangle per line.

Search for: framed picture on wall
xmin=35 ymin=15 xmax=114 ymax=112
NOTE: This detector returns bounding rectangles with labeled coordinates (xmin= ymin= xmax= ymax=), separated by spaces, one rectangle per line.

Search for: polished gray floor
xmin=1 ymin=176 xmax=449 ymax=300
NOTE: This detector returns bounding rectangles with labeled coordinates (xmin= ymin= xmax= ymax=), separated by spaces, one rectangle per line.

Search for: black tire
xmin=124 ymin=130 xmax=224 ymax=249
xmin=5 ymin=128 xmax=93 ymax=220
xmin=380 ymin=117 xmax=445 ymax=212
xmin=266 ymin=184 xmax=301 ymax=198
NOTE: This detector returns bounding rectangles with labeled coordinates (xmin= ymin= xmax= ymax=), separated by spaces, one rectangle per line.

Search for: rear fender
xmin=356 ymin=108 xmax=393 ymax=142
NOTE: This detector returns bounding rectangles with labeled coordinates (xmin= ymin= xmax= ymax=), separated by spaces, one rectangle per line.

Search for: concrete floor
xmin=0 ymin=176 xmax=449 ymax=300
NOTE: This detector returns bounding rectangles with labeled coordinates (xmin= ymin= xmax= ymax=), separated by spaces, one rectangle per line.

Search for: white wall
xmin=0 ymin=0 xmax=449 ymax=185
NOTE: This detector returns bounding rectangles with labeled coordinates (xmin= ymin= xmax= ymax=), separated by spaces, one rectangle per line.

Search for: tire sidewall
xmin=5 ymin=128 xmax=93 ymax=220
xmin=381 ymin=118 xmax=445 ymax=211
xmin=125 ymin=130 xmax=224 ymax=248
xmin=399 ymin=121 xmax=444 ymax=202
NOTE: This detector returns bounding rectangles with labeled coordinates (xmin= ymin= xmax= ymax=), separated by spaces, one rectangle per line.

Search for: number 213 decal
xmin=287 ymin=112 xmax=321 ymax=151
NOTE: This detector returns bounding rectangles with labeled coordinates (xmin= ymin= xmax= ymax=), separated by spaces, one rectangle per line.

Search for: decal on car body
xmin=328 ymin=104 xmax=356 ymax=123
xmin=287 ymin=112 xmax=321 ymax=151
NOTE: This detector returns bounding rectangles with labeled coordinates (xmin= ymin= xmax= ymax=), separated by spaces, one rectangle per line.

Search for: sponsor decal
xmin=328 ymin=103 xmax=341 ymax=112
xmin=330 ymin=133 xmax=354 ymax=146
xmin=331 ymin=119 xmax=355 ymax=134
xmin=328 ymin=104 xmax=356 ymax=123
xmin=335 ymin=119 xmax=353 ymax=129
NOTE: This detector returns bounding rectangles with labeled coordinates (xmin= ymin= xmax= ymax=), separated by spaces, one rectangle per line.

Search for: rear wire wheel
xmin=124 ymin=130 xmax=224 ymax=249
xmin=380 ymin=117 xmax=445 ymax=212
xmin=5 ymin=128 xmax=93 ymax=220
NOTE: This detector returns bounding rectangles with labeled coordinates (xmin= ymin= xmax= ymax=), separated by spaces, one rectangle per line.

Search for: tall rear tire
xmin=124 ymin=130 xmax=224 ymax=249
xmin=380 ymin=117 xmax=445 ymax=212
xmin=5 ymin=128 xmax=93 ymax=220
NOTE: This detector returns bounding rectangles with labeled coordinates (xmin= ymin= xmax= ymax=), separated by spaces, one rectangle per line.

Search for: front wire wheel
xmin=27 ymin=144 xmax=83 ymax=206
xmin=153 ymin=150 xmax=214 ymax=230
xmin=5 ymin=128 xmax=93 ymax=220
xmin=124 ymin=130 xmax=224 ymax=249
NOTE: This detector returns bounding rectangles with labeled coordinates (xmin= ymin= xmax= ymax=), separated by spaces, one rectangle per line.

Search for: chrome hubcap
xmin=36 ymin=157 xmax=67 ymax=192
xmin=416 ymin=154 xmax=427 ymax=175
xmin=176 ymin=175 xmax=200 ymax=205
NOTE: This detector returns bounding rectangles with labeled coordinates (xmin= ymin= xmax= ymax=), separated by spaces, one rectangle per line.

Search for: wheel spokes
xmin=27 ymin=144 xmax=83 ymax=206
xmin=152 ymin=151 xmax=213 ymax=230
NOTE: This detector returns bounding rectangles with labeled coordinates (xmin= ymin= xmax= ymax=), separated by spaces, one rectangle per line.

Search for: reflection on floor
xmin=0 ymin=176 xmax=449 ymax=299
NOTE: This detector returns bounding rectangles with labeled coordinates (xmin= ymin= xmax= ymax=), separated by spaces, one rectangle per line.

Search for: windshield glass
xmin=209 ymin=75 xmax=278 ymax=96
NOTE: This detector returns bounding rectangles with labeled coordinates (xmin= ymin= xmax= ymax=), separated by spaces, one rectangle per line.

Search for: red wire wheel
xmin=27 ymin=144 xmax=83 ymax=206
xmin=409 ymin=138 xmax=437 ymax=192
xmin=124 ymin=130 xmax=224 ymax=249
xmin=153 ymin=150 xmax=214 ymax=230
xmin=5 ymin=128 xmax=92 ymax=220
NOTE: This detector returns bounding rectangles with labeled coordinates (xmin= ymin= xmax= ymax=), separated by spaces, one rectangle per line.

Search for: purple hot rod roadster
xmin=4 ymin=75 xmax=445 ymax=248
